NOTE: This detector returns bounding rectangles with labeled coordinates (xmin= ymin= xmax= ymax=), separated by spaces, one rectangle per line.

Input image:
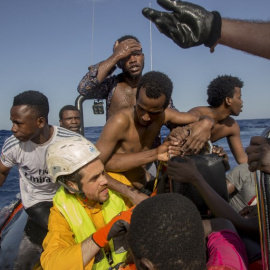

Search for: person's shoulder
xmin=188 ymin=106 xmax=211 ymax=116
xmin=1 ymin=135 xmax=20 ymax=153
xmin=48 ymin=203 xmax=70 ymax=229
xmin=106 ymin=109 xmax=132 ymax=128
xmin=223 ymin=117 xmax=239 ymax=128
xmin=53 ymin=126 xmax=83 ymax=139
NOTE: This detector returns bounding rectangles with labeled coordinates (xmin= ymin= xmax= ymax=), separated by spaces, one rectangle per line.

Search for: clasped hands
xmin=162 ymin=122 xmax=212 ymax=158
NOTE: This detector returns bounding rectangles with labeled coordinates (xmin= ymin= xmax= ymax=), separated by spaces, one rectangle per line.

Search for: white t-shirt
xmin=1 ymin=126 xmax=81 ymax=209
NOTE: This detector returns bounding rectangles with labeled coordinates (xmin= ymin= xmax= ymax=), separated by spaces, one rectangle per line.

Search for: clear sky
xmin=1 ymin=0 xmax=270 ymax=130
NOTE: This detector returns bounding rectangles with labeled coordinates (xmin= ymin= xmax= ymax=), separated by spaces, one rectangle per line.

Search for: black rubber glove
xmin=142 ymin=0 xmax=221 ymax=50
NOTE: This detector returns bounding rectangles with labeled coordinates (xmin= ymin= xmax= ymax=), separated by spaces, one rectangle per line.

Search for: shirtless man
xmin=171 ymin=75 xmax=247 ymax=164
xmin=96 ymin=71 xmax=214 ymax=191
xmin=78 ymin=35 xmax=144 ymax=119
xmin=77 ymin=35 xmax=176 ymax=132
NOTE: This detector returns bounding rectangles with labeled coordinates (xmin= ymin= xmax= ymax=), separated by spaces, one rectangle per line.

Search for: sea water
xmin=0 ymin=118 xmax=269 ymax=209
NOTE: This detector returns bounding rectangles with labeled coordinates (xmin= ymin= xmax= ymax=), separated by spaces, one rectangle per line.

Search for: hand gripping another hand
xmin=142 ymin=0 xmax=221 ymax=51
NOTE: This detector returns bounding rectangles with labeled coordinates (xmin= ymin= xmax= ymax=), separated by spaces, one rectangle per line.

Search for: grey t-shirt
xmin=227 ymin=163 xmax=256 ymax=212
xmin=1 ymin=126 xmax=81 ymax=209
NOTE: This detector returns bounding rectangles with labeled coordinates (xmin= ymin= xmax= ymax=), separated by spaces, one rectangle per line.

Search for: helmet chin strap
xmin=58 ymin=180 xmax=86 ymax=199
xmin=58 ymin=180 xmax=104 ymax=205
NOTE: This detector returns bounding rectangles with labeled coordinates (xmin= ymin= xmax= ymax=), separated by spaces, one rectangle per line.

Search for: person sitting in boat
xmin=95 ymin=71 xmax=214 ymax=193
xmin=0 ymin=90 xmax=82 ymax=230
xmin=226 ymin=163 xmax=256 ymax=213
xmin=59 ymin=105 xmax=81 ymax=134
xmin=77 ymin=34 xmax=178 ymax=152
xmin=167 ymin=156 xmax=261 ymax=265
xmin=40 ymin=136 xmax=148 ymax=270
xmin=169 ymin=75 xmax=247 ymax=164
xmin=206 ymin=145 xmax=257 ymax=214
xmin=124 ymin=193 xmax=249 ymax=270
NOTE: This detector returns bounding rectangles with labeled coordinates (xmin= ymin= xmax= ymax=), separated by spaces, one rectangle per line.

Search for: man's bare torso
xmin=189 ymin=106 xmax=237 ymax=142
xmin=118 ymin=111 xmax=162 ymax=153
xmin=114 ymin=108 xmax=164 ymax=188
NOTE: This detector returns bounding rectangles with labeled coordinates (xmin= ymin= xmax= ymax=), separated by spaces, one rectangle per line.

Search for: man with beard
xmin=41 ymin=136 xmax=148 ymax=270
xmin=77 ymin=35 xmax=176 ymax=120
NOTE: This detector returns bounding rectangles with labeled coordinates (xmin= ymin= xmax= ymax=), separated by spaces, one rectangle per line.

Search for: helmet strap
xmin=58 ymin=180 xmax=86 ymax=199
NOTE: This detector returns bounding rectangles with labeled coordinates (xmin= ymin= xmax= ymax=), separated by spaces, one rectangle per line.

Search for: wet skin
xmin=108 ymin=40 xmax=145 ymax=118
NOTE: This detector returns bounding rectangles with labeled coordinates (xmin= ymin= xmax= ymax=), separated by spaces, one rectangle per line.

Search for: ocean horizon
xmin=0 ymin=118 xmax=269 ymax=210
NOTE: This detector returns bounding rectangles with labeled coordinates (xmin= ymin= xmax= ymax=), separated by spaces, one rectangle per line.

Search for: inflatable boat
xmin=0 ymin=96 xmax=268 ymax=269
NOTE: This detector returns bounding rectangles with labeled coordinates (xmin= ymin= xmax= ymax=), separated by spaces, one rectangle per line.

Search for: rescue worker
xmin=40 ymin=136 xmax=145 ymax=269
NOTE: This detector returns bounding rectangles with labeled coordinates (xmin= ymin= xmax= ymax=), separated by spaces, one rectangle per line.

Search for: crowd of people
xmin=1 ymin=0 xmax=270 ymax=269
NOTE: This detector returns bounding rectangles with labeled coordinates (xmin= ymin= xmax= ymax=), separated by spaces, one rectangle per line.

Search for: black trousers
xmin=25 ymin=201 xmax=53 ymax=230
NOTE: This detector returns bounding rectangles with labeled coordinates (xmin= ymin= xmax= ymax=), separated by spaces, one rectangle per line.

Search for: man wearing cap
xmin=40 ymin=136 xmax=147 ymax=270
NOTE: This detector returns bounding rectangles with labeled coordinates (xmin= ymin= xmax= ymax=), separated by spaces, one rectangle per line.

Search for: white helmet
xmin=46 ymin=136 xmax=100 ymax=183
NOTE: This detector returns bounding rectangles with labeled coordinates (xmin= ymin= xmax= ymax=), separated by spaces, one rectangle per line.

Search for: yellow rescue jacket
xmin=53 ymin=186 xmax=128 ymax=270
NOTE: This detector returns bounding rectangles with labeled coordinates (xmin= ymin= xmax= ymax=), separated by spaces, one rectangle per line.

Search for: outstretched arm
xmin=96 ymin=112 xmax=175 ymax=172
xmin=106 ymin=173 xmax=149 ymax=205
xmin=227 ymin=124 xmax=247 ymax=164
xmin=167 ymin=157 xmax=259 ymax=234
xmin=220 ymin=19 xmax=270 ymax=60
xmin=104 ymin=140 xmax=173 ymax=172
xmin=142 ymin=0 xmax=270 ymax=59
xmin=142 ymin=0 xmax=221 ymax=50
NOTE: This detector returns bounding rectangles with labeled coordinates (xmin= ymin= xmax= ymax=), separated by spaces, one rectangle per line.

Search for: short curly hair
xmin=113 ymin=35 xmax=141 ymax=51
xmin=117 ymin=35 xmax=140 ymax=44
xmin=59 ymin=105 xmax=79 ymax=120
xmin=13 ymin=90 xmax=49 ymax=121
xmin=207 ymin=75 xmax=244 ymax=107
xmin=136 ymin=71 xmax=173 ymax=109
xmin=128 ymin=193 xmax=206 ymax=270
